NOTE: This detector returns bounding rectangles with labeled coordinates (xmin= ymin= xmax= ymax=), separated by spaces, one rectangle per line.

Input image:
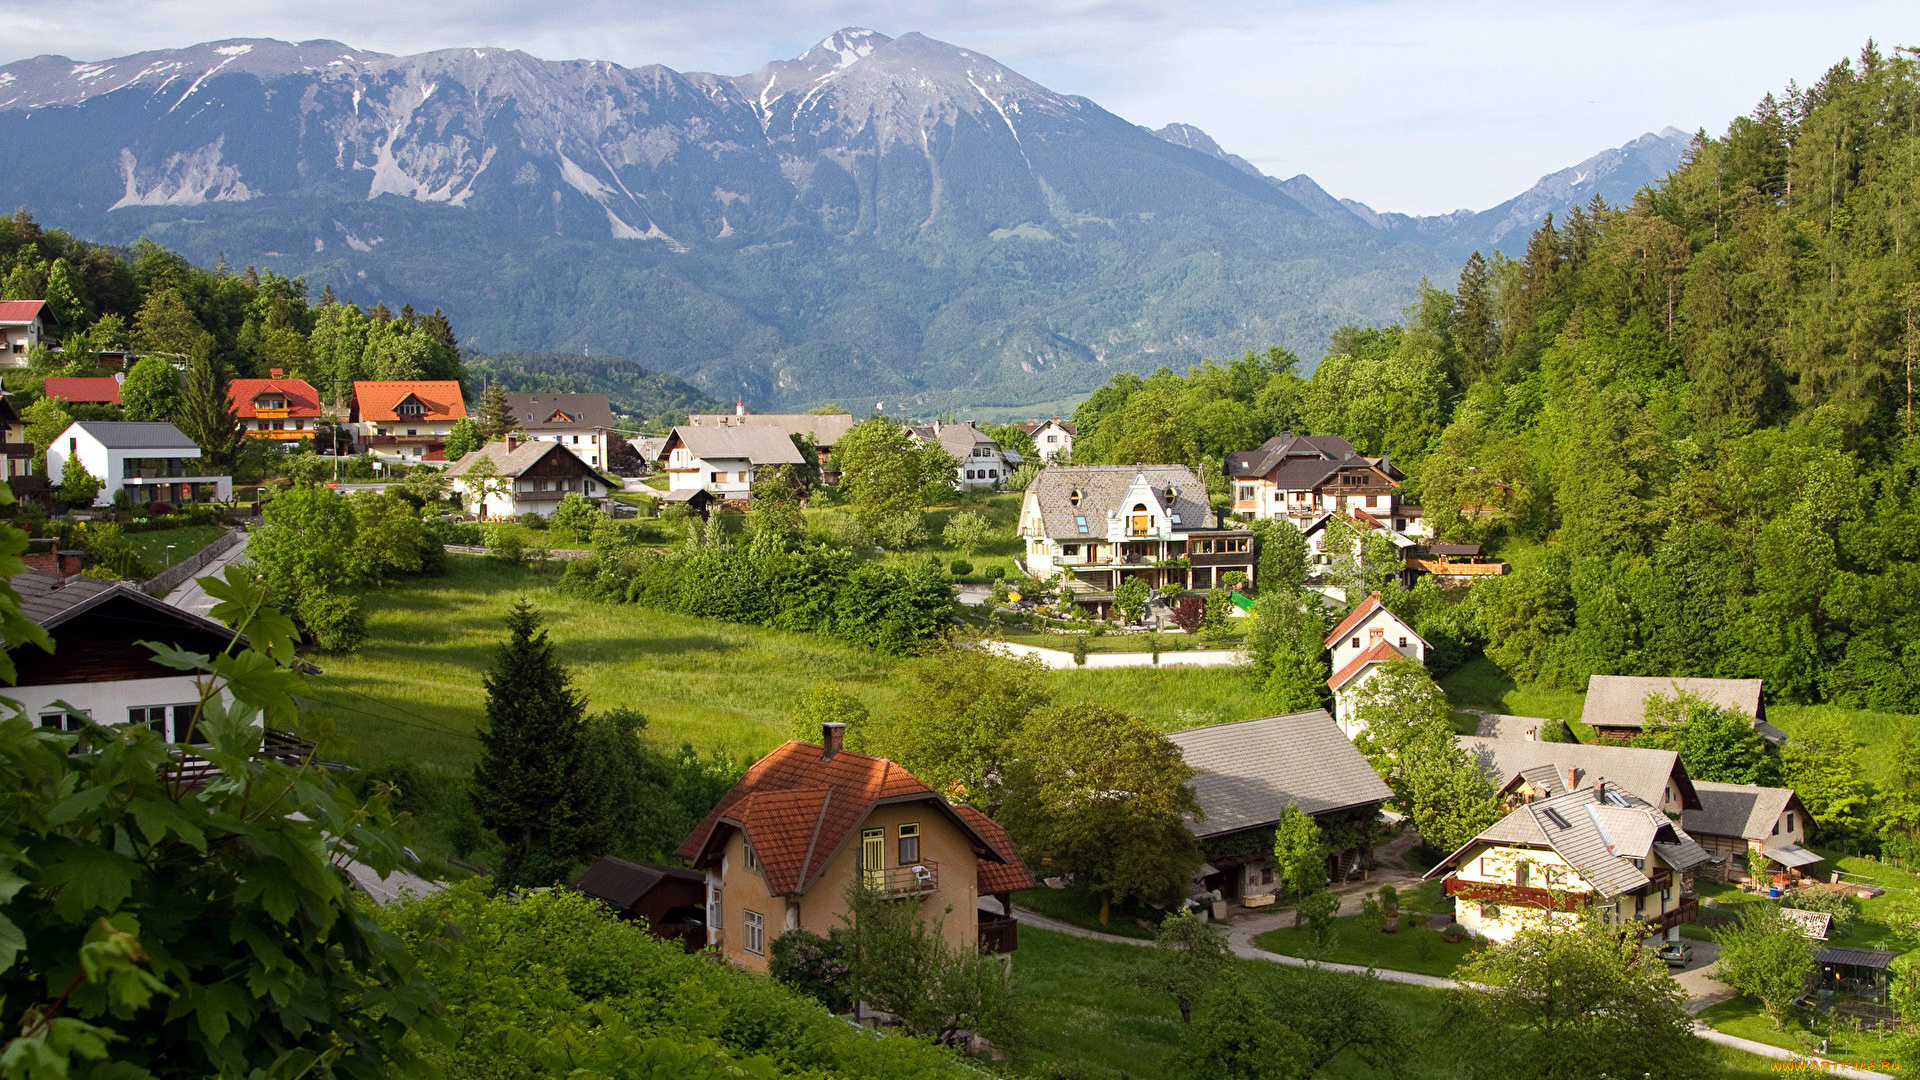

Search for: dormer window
xmin=396 ymin=398 xmax=426 ymax=418
xmin=1163 ymin=485 xmax=1178 ymax=502
xmin=1069 ymin=488 xmax=1082 ymax=507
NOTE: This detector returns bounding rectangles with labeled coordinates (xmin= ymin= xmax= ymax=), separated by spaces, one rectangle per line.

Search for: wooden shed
xmin=573 ymin=856 xmax=708 ymax=950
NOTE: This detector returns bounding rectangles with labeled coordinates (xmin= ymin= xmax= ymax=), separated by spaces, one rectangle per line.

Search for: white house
xmin=1425 ymin=780 xmax=1713 ymax=945
xmin=1019 ymin=464 xmax=1255 ymax=596
xmin=11 ymin=569 xmax=244 ymax=744
xmin=0 ymin=300 xmax=46 ymax=365
xmin=1018 ymin=418 xmax=1077 ymax=462
xmin=1324 ymin=591 xmax=1428 ymax=739
xmin=47 ymin=421 xmax=232 ymax=508
xmin=445 ymin=438 xmax=615 ymax=519
xmin=504 ymin=392 xmax=617 ymax=469
xmin=1302 ymin=510 xmax=1420 ymax=602
xmin=905 ymin=421 xmax=1020 ymax=491
xmin=656 ymin=425 xmax=805 ymax=496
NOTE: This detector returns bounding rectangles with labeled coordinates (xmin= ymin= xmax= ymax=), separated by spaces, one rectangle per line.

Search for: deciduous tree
xmin=1713 ymin=904 xmax=1818 ymax=1029
xmin=1129 ymin=908 xmax=1232 ymax=1023
xmin=120 ymin=354 xmax=181 ymax=422
xmin=1272 ymin=802 xmax=1328 ymax=898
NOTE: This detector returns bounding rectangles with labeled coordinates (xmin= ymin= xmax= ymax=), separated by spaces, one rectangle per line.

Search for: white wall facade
xmin=47 ymin=424 xmax=232 ymax=507
xmin=21 ymin=676 xmax=233 ymax=744
xmin=666 ymin=447 xmax=756 ymax=494
xmin=524 ymin=428 xmax=611 ymax=468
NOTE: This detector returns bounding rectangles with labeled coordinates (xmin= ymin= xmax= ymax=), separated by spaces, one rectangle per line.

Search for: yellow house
xmin=676 ymin=723 xmax=1034 ymax=972
xmin=1425 ymin=781 xmax=1714 ymax=944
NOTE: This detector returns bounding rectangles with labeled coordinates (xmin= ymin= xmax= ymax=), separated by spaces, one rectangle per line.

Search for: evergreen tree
xmin=1453 ymin=251 xmax=1496 ymax=379
xmin=471 ymin=601 xmax=596 ymax=890
xmin=130 ymin=287 xmax=209 ymax=356
xmin=476 ymin=382 xmax=515 ymax=441
xmin=174 ymin=342 xmax=246 ymax=471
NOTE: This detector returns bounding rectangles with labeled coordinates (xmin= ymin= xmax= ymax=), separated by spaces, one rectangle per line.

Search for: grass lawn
xmin=1697 ymin=998 xmax=1908 ymax=1065
xmin=126 ymin=524 xmax=224 ymax=571
xmin=1013 ymin=884 xmax=1162 ymax=940
xmin=1252 ymin=913 xmax=1481 ymax=979
xmin=306 ymin=555 xmax=1271 ymax=776
xmin=1008 ymin=927 xmax=1780 ymax=1080
xmin=1438 ymin=656 xmax=1588 ymax=724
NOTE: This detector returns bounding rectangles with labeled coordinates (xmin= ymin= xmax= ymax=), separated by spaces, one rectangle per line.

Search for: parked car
xmin=1656 ymin=941 xmax=1693 ymax=968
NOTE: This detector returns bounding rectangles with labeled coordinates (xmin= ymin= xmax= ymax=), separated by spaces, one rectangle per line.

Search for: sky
xmin=0 ymin=0 xmax=1912 ymax=214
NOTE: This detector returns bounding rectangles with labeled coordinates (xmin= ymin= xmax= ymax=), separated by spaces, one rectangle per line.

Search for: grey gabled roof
xmin=1683 ymin=782 xmax=1801 ymax=842
xmin=1225 ymin=432 xmax=1357 ymax=479
xmin=71 ymin=420 xmax=199 ymax=451
xmin=504 ymin=393 xmax=614 ymax=431
xmin=447 ymin=439 xmax=614 ymax=485
xmin=662 ymin=425 xmax=805 ymax=465
xmin=1166 ymin=710 xmax=1393 ymax=839
xmin=903 ymin=422 xmax=1003 ymax=462
xmin=1432 ymin=783 xmax=1713 ymax=898
xmin=687 ymin=412 xmax=857 ymax=447
xmin=573 ymin=855 xmax=703 ymax=908
xmin=1581 ymin=675 xmax=1764 ymax=731
xmin=1025 ymin=464 xmax=1213 ymax=540
xmin=7 ymin=568 xmax=256 ymax=658
xmin=1818 ymin=947 xmax=1896 ymax=969
xmin=1459 ymin=735 xmax=1700 ymax=811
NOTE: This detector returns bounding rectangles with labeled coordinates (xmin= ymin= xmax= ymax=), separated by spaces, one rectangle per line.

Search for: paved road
xmin=163 ymin=532 xmax=249 ymax=617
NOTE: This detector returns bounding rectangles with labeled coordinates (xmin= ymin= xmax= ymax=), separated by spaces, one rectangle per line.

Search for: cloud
xmin=0 ymin=0 xmax=1906 ymax=213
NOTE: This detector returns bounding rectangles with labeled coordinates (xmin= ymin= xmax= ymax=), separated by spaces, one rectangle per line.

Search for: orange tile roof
xmin=954 ymin=805 xmax=1036 ymax=894
xmin=1324 ymin=591 xmax=1385 ymax=649
xmin=228 ymin=377 xmax=322 ymax=418
xmin=42 ymin=376 xmax=121 ymax=405
xmin=351 ymin=380 xmax=466 ymax=422
xmin=1328 ymin=638 xmax=1405 ymax=692
xmin=677 ymin=741 xmax=1027 ymax=897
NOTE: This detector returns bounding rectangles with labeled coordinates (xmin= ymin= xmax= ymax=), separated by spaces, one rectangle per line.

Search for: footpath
xmin=1010 ymin=893 xmax=1894 ymax=1079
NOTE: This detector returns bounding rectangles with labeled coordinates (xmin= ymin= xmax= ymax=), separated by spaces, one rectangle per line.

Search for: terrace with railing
xmin=861 ymin=861 xmax=940 ymax=898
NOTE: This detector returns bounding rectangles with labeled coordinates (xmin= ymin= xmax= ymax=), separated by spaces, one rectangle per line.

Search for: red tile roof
xmin=1327 ymin=639 xmax=1405 ymax=692
xmin=1324 ymin=591 xmax=1385 ymax=649
xmin=0 ymin=300 xmax=45 ymax=325
xmin=677 ymin=741 xmax=1027 ymax=897
xmin=954 ymin=805 xmax=1036 ymax=894
xmin=351 ymin=380 xmax=466 ymax=423
xmin=42 ymin=376 xmax=121 ymax=405
xmin=228 ymin=377 xmax=323 ymax=418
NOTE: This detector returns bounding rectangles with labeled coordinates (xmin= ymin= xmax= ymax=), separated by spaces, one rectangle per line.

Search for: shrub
xmin=768 ymin=928 xmax=854 ymax=1013
xmin=146 ymin=501 xmax=175 ymax=516
xmin=984 ymin=565 xmax=1006 ymax=580
xmin=1171 ymin=595 xmax=1206 ymax=633
xmin=488 ymin=526 xmax=528 ymax=566
xmin=1072 ymin=635 xmax=1090 ymax=667
xmin=297 ymin=589 xmax=368 ymax=651
xmin=950 ymin=558 xmax=974 ymax=576
xmin=516 ymin=511 xmax=547 ymax=529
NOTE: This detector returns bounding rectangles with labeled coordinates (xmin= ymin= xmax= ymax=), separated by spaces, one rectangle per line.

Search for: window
xmin=1062 ymin=544 xmax=1080 ymax=556
xmin=129 ymin=704 xmax=197 ymax=743
xmin=1786 ymin=813 xmax=1796 ymax=833
xmin=861 ymin=827 xmax=885 ymax=887
xmin=1514 ymin=862 xmax=1530 ymax=887
xmin=38 ymin=710 xmax=90 ymax=732
xmin=1398 ymin=636 xmax=1408 ymax=647
xmin=743 ymin=910 xmax=765 ymax=955
xmin=898 ymin=823 xmax=921 ymax=865
xmin=1477 ymin=857 xmax=1496 ymax=877
xmin=1479 ymin=903 xmax=1502 ymax=919
xmin=1661 ymin=885 xmax=1672 ymax=903
xmin=1545 ymin=865 xmax=1567 ymax=887
xmin=1771 ymin=821 xmax=1780 ymax=836
xmin=1068 ymin=489 xmax=1082 ymax=507
xmin=744 ymin=843 xmax=759 ymax=872
xmin=1046 ymin=434 xmax=1058 ymax=444
xmin=1075 ymin=515 xmax=1088 ymax=534
xmin=571 ymin=435 xmax=580 ymax=444
xmin=1634 ymin=894 xmax=1645 ymax=916
xmin=68 ymin=437 xmax=76 ymax=456
xmin=987 ymin=470 xmax=997 ymax=479
xmin=1366 ymin=495 xmax=1378 ymax=507
xmin=405 ymin=428 xmax=417 ymax=436
xmin=1350 ymin=637 xmax=1360 ymax=648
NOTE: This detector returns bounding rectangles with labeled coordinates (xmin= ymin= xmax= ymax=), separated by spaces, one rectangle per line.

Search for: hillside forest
xmin=1068 ymin=43 xmax=1920 ymax=716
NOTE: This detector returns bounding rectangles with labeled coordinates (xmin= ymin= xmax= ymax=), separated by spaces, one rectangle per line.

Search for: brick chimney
xmin=270 ymin=368 xmax=284 ymax=378
xmin=1565 ymin=766 xmax=1580 ymax=791
xmin=821 ymin=722 xmax=846 ymax=759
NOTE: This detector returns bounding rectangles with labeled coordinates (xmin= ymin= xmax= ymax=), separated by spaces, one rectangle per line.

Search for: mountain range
xmin=0 ymin=30 xmax=1690 ymax=410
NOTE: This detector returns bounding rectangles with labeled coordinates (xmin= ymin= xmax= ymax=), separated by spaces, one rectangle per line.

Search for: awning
xmin=1768 ymin=844 xmax=1825 ymax=869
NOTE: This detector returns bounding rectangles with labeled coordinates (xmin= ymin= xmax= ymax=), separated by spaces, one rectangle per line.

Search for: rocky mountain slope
xmin=0 ymin=30 xmax=1679 ymax=410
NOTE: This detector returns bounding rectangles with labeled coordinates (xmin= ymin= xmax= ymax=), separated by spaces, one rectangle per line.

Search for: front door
xmin=861 ymin=828 xmax=885 ymax=889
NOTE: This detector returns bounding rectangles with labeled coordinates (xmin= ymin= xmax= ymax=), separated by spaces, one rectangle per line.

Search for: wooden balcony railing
xmin=1640 ymin=897 xmax=1699 ymax=933
xmin=1444 ymin=877 xmax=1583 ymax=912
xmin=978 ymin=915 xmax=1019 ymax=955
xmin=862 ymin=861 xmax=939 ymax=898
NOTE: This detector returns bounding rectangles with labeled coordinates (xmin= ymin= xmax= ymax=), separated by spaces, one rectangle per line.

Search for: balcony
xmin=1444 ymin=876 xmax=1584 ymax=912
xmin=978 ymin=914 xmax=1019 ymax=955
xmin=1640 ymin=897 xmax=1698 ymax=933
xmin=862 ymin=861 xmax=939 ymax=898
xmin=121 ymin=462 xmax=219 ymax=481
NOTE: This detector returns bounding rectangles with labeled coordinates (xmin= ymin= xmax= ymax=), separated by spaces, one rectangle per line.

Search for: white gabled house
xmin=1301 ymin=510 xmax=1420 ymax=602
xmin=1226 ymin=432 xmax=1429 ymax=537
xmin=905 ymin=421 xmax=1020 ymax=491
xmin=656 ymin=424 xmax=805 ymax=497
xmin=1324 ymin=591 xmax=1428 ymax=739
xmin=1424 ymin=780 xmax=1713 ymax=945
xmin=1018 ymin=418 xmax=1077 ymax=462
xmin=446 ymin=438 xmax=615 ymax=519
xmin=47 ymin=421 xmax=232 ymax=508
xmin=1019 ymin=464 xmax=1256 ymax=598
xmin=0 ymin=300 xmax=47 ymax=364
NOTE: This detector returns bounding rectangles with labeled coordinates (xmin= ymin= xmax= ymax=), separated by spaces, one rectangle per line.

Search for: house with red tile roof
xmin=0 ymin=300 xmax=46 ymax=365
xmin=676 ymin=722 xmax=1034 ymax=971
xmin=349 ymin=380 xmax=467 ymax=461
xmin=42 ymin=376 xmax=123 ymax=406
xmin=229 ymin=372 xmax=324 ymax=442
xmin=1325 ymin=591 xmax=1429 ymax=739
